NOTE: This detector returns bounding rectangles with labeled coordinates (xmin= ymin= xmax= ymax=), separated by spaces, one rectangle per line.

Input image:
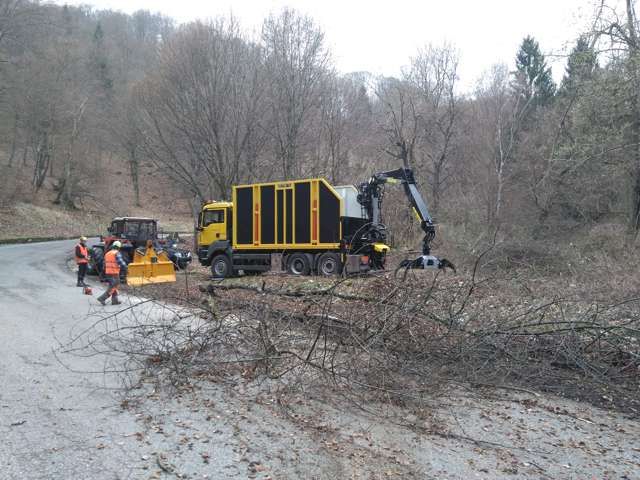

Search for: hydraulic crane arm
xmin=357 ymin=167 xmax=455 ymax=272
xmin=360 ymin=167 xmax=436 ymax=254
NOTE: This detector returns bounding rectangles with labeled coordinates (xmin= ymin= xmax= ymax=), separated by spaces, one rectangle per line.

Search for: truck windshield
xmin=202 ymin=210 xmax=224 ymax=226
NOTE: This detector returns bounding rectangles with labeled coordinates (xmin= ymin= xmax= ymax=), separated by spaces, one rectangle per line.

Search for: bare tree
xmin=55 ymin=96 xmax=89 ymax=207
xmin=0 ymin=0 xmax=41 ymax=53
xmin=109 ymin=93 xmax=143 ymax=207
xmin=262 ymin=8 xmax=329 ymax=179
xmin=474 ymin=64 xmax=534 ymax=229
xmin=19 ymin=56 xmax=60 ymax=190
xmin=137 ymin=19 xmax=266 ymax=206
xmin=1 ymin=0 xmax=44 ymax=166
xmin=317 ymin=75 xmax=371 ymax=183
xmin=375 ymin=76 xmax=420 ymax=168
xmin=407 ymin=44 xmax=460 ymax=216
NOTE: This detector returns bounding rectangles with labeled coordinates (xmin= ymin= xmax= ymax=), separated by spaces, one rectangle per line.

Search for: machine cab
xmin=198 ymin=202 xmax=232 ymax=249
xmin=108 ymin=218 xmax=157 ymax=242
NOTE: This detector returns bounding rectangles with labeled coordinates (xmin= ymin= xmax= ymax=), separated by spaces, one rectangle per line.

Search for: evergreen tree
xmin=513 ymin=36 xmax=556 ymax=107
xmin=559 ymin=36 xmax=597 ymax=96
xmin=91 ymin=22 xmax=113 ymax=93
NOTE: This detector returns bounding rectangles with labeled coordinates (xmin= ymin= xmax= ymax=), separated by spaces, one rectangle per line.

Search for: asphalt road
xmin=0 ymin=239 xmax=146 ymax=479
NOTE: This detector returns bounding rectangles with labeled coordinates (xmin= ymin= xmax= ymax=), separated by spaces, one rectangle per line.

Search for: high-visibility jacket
xmin=75 ymin=244 xmax=88 ymax=264
xmin=104 ymin=249 xmax=120 ymax=275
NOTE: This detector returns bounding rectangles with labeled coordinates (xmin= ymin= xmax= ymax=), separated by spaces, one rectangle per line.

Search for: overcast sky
xmin=54 ymin=0 xmax=600 ymax=91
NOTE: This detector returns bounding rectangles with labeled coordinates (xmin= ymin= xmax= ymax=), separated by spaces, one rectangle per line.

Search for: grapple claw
xmin=395 ymin=254 xmax=456 ymax=277
xmin=439 ymin=258 xmax=456 ymax=273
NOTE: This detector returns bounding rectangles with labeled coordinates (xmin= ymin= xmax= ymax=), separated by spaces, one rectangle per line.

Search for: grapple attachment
xmin=395 ymin=254 xmax=456 ymax=278
xmin=126 ymin=240 xmax=176 ymax=286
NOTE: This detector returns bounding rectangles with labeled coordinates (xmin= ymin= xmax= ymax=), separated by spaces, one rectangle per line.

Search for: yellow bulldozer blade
xmin=126 ymin=241 xmax=176 ymax=286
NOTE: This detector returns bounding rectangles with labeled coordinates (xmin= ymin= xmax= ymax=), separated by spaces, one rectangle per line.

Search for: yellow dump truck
xmin=196 ymin=170 xmax=453 ymax=278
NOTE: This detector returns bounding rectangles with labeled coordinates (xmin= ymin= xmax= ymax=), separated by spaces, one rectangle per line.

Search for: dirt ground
xmin=0 ymin=202 xmax=193 ymax=241
xmin=120 ymin=371 xmax=640 ymax=480
xmin=0 ymin=151 xmax=193 ymax=242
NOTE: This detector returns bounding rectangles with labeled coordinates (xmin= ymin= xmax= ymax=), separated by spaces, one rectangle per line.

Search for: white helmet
xmin=112 ymin=241 xmax=122 ymax=249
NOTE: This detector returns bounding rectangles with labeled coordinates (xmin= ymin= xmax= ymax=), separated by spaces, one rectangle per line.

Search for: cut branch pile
xmin=60 ymin=269 xmax=640 ymax=414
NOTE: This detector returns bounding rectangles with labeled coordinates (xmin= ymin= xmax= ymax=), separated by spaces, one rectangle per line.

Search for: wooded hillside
xmin=1 ymin=0 xmax=639 ymax=256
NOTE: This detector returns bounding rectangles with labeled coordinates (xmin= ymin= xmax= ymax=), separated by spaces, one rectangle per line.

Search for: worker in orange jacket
xmin=75 ymin=236 xmax=89 ymax=287
xmin=97 ymin=241 xmax=127 ymax=305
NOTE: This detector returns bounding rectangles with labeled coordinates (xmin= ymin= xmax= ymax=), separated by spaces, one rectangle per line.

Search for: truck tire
xmin=177 ymin=260 xmax=189 ymax=271
xmin=211 ymin=254 xmax=232 ymax=278
xmin=317 ymin=252 xmax=342 ymax=276
xmin=287 ymin=253 xmax=311 ymax=276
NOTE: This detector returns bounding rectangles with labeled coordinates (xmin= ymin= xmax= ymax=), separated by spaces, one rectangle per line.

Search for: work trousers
xmin=77 ymin=263 xmax=87 ymax=284
xmin=103 ymin=274 xmax=120 ymax=297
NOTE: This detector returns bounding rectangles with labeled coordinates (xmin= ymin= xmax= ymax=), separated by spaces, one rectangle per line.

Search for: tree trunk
xmin=625 ymin=0 xmax=640 ymax=240
xmin=56 ymin=98 xmax=88 ymax=208
xmin=61 ymin=148 xmax=74 ymax=207
xmin=494 ymin=127 xmax=506 ymax=229
xmin=495 ymin=168 xmax=504 ymax=230
xmin=33 ymin=132 xmax=50 ymax=190
xmin=432 ymin=162 xmax=441 ymax=218
xmin=128 ymin=145 xmax=141 ymax=207
xmin=7 ymin=112 xmax=18 ymax=167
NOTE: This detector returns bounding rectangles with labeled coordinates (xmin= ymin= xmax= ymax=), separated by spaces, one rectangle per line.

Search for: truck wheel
xmin=287 ymin=253 xmax=311 ymax=276
xmin=317 ymin=252 xmax=342 ymax=276
xmin=177 ymin=260 xmax=189 ymax=270
xmin=211 ymin=254 xmax=232 ymax=278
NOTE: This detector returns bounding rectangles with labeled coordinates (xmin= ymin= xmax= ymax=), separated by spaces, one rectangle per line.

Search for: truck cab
xmin=196 ymin=201 xmax=233 ymax=265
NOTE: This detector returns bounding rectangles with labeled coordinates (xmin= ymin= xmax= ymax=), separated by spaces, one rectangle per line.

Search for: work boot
xmin=77 ymin=280 xmax=84 ymax=287
xmin=97 ymin=293 xmax=108 ymax=305
xmin=111 ymin=294 xmax=121 ymax=305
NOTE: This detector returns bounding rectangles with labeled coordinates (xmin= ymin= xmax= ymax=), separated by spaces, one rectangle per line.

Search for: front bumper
xmin=197 ymin=247 xmax=209 ymax=265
